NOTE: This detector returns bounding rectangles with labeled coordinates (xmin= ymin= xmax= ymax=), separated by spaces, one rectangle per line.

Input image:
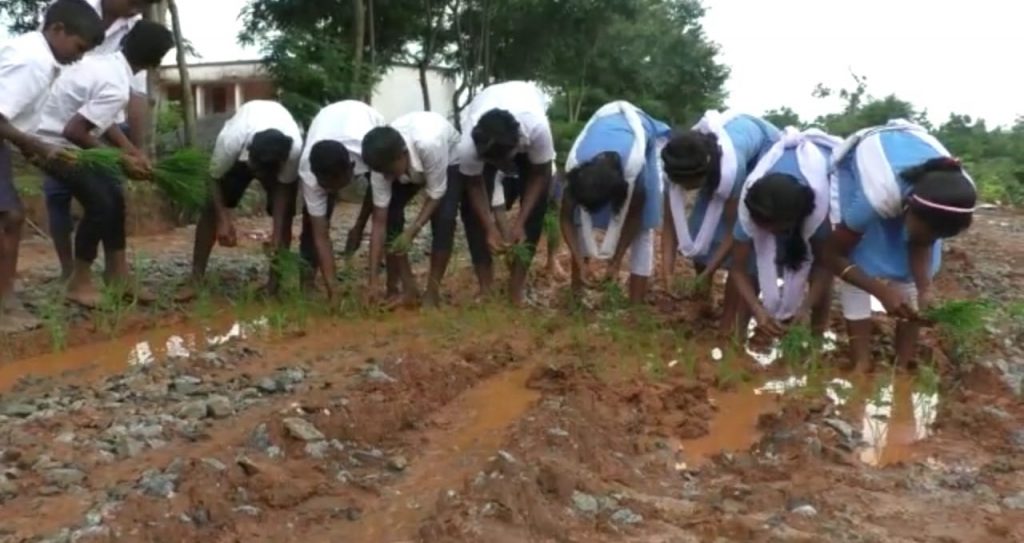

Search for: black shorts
xmin=219 ymin=161 xmax=297 ymax=216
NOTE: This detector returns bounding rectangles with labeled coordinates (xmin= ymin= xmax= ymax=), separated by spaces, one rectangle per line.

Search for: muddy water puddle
xmin=344 ymin=364 xmax=540 ymax=542
xmin=678 ymin=372 xmax=941 ymax=468
xmin=0 ymin=315 xmax=269 ymax=391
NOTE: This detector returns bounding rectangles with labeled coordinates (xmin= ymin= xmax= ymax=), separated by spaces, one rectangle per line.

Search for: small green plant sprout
xmin=387 ymin=235 xmax=412 ymax=255
xmin=542 ymin=207 xmax=560 ymax=249
xmin=96 ymin=279 xmax=135 ymax=338
xmin=39 ymin=285 xmax=70 ymax=352
xmin=779 ymin=324 xmax=816 ymax=367
xmin=601 ymin=280 xmax=629 ymax=311
xmin=151 ymin=148 xmax=211 ymax=213
xmin=73 ymin=147 xmax=123 ymax=176
xmin=506 ymin=242 xmax=534 ymax=267
xmin=914 ymin=358 xmax=941 ymax=397
xmin=923 ymin=299 xmax=992 ymax=363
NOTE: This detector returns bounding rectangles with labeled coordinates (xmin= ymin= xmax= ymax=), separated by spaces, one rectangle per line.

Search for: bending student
xmin=825 ymin=120 xmax=977 ymax=369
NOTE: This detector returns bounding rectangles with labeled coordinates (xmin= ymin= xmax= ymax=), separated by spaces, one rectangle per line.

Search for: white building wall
xmin=371 ymin=65 xmax=456 ymax=122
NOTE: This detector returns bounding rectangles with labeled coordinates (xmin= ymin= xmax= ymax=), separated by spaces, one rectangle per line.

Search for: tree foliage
xmin=766 ymin=74 xmax=1024 ymax=205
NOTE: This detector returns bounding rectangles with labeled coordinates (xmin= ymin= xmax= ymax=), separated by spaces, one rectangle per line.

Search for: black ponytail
xmin=901 ymin=156 xmax=976 ymax=238
xmin=566 ymin=152 xmax=629 ymax=214
xmin=744 ymin=173 xmax=816 ymax=271
xmin=661 ymin=130 xmax=722 ymax=193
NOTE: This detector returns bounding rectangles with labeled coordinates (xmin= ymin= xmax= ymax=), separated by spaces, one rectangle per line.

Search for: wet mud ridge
xmin=1 ymin=207 xmax=1024 ymax=542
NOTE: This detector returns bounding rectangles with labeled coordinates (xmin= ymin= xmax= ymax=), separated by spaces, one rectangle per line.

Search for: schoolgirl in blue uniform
xmin=660 ymin=111 xmax=780 ymax=320
xmin=560 ymin=101 xmax=670 ymax=303
xmin=729 ymin=127 xmax=841 ymax=337
xmin=826 ymin=120 xmax=976 ymax=369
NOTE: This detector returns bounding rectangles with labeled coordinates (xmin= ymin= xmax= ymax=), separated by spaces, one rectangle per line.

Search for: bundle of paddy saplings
xmin=72 ymin=147 xmax=210 ymax=213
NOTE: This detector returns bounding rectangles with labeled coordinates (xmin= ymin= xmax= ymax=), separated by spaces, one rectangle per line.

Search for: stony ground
xmin=0 ymin=204 xmax=1022 ymax=543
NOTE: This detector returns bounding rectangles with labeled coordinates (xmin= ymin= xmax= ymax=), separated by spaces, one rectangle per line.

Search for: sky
xmin=13 ymin=0 xmax=1024 ymax=127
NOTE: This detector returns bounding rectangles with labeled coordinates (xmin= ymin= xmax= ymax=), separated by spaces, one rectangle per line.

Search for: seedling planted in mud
xmin=96 ymin=280 xmax=135 ymax=338
xmin=505 ymin=242 xmax=534 ymax=268
xmin=924 ymin=299 xmax=992 ymax=363
xmin=39 ymin=285 xmax=70 ymax=352
xmin=779 ymin=325 xmax=816 ymax=367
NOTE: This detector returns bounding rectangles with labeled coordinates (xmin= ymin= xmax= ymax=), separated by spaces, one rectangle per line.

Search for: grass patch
xmin=924 ymin=299 xmax=992 ymax=363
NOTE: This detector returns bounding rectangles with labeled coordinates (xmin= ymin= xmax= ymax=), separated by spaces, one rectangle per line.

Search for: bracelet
xmin=840 ymin=264 xmax=857 ymax=280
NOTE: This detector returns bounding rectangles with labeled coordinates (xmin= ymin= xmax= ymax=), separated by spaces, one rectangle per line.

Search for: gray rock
xmin=43 ymin=468 xmax=86 ymax=488
xmin=177 ymin=400 xmax=209 ymax=420
xmin=363 ymin=365 xmax=396 ymax=383
xmin=791 ymin=504 xmax=818 ymax=517
xmin=40 ymin=528 xmax=71 ymax=543
xmin=1002 ymin=491 xmax=1024 ymax=510
xmin=201 ymin=457 xmax=227 ymax=472
xmin=2 ymin=403 xmax=37 ymax=418
xmin=234 ymin=505 xmax=261 ymax=517
xmin=276 ymin=368 xmax=306 ymax=386
xmin=823 ymin=418 xmax=859 ymax=442
xmin=54 ymin=432 xmax=76 ymax=444
xmin=387 ymin=455 xmax=409 ymax=472
xmin=0 ymin=479 xmax=17 ymax=498
xmin=70 ymin=525 xmax=111 ymax=542
xmin=610 ymin=508 xmax=643 ymax=525
xmin=547 ymin=428 xmax=570 ymax=438
xmin=248 ymin=423 xmax=273 ymax=452
xmin=130 ymin=424 xmax=164 ymax=439
xmin=172 ymin=376 xmax=203 ymax=395
xmin=206 ymin=395 xmax=234 ymax=419
xmin=304 ymin=441 xmax=330 ymax=459
xmin=266 ymin=446 xmax=283 ymax=459
xmin=138 ymin=469 xmax=175 ymax=498
xmin=115 ymin=437 xmax=145 ymax=459
xmin=257 ymin=378 xmax=279 ymax=394
xmin=1011 ymin=429 xmax=1024 ymax=451
xmin=283 ymin=417 xmax=325 ymax=442
xmin=572 ymin=490 xmax=600 ymax=515
xmin=351 ymin=449 xmax=385 ymax=465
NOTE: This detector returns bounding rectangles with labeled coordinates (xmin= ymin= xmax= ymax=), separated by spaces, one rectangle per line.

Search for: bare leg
xmin=811 ymin=281 xmax=834 ymax=337
xmin=845 ymin=319 xmax=873 ymax=371
xmin=509 ymin=258 xmax=530 ymax=306
xmin=423 ymin=250 xmax=450 ymax=307
xmin=190 ymin=205 xmax=217 ymax=284
xmin=894 ymin=320 xmax=920 ymax=368
xmin=385 ymin=254 xmax=401 ymax=298
xmin=398 ymin=255 xmax=420 ymax=307
xmin=628 ymin=274 xmax=648 ymax=304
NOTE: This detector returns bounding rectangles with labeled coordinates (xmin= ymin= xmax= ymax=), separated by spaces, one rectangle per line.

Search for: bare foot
xmin=66 ymin=282 xmax=102 ymax=308
xmin=422 ymin=288 xmax=441 ymax=308
xmin=547 ymin=261 xmax=567 ymax=281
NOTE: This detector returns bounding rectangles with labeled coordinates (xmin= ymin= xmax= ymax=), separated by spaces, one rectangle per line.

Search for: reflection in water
xmin=743 ymin=320 xmax=838 ymax=367
xmin=129 ymin=342 xmax=155 ymax=366
xmin=911 ymin=391 xmax=940 ymax=441
xmin=755 ymin=375 xmax=807 ymax=395
xmin=826 ymin=378 xmax=854 ymax=406
xmin=859 ymin=383 xmax=893 ymax=466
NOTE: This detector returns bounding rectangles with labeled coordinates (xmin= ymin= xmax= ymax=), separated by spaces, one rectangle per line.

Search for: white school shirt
xmin=36 ymin=52 xmax=134 ymax=147
xmin=371 ymin=111 xmax=461 ymax=208
xmin=456 ymin=81 xmax=555 ymax=177
xmin=300 ymin=101 xmax=385 ymax=218
xmin=45 ymin=0 xmax=147 ymax=96
xmin=209 ymin=100 xmax=303 ymax=184
xmin=0 ymin=32 xmax=60 ymax=134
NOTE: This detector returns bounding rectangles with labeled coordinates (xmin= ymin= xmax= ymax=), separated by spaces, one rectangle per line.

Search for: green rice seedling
xmin=506 ymin=242 xmax=534 ymax=267
xmin=151 ymin=148 xmax=210 ymax=213
xmin=779 ymin=324 xmax=815 ymax=367
xmin=601 ymin=280 xmax=629 ymax=312
xmin=387 ymin=235 xmax=412 ymax=255
xmin=39 ymin=285 xmax=69 ymax=352
xmin=924 ymin=299 xmax=992 ymax=363
xmin=914 ymin=359 xmax=941 ymax=397
xmin=74 ymin=147 xmax=123 ymax=177
xmin=543 ymin=208 xmax=560 ymax=250
xmin=96 ymin=280 xmax=134 ymax=338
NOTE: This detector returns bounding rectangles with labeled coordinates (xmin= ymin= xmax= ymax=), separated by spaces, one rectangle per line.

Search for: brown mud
xmin=0 ymin=204 xmax=1023 ymax=542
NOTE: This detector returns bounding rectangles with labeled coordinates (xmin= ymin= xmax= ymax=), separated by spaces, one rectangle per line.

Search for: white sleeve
xmin=79 ymin=81 xmax=129 ymax=133
xmin=456 ymin=131 xmax=484 ymax=176
xmin=209 ymin=127 xmax=244 ymax=179
xmin=0 ymin=62 xmax=49 ymax=123
xmin=278 ymin=140 xmax=302 ymax=184
xmin=370 ymin=172 xmax=392 ymax=208
xmin=526 ymin=115 xmax=556 ymax=165
xmin=491 ymin=173 xmax=506 ymax=209
xmin=302 ymin=178 xmax=328 ymax=218
xmin=130 ymin=71 xmax=148 ymax=96
xmin=421 ymin=140 xmax=449 ymax=201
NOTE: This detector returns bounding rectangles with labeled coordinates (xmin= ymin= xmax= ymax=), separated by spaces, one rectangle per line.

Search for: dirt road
xmin=0 ymin=204 xmax=1022 ymax=542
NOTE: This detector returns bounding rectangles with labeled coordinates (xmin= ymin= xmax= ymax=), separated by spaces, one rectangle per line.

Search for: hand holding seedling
xmin=388 ymin=230 xmax=414 ymax=255
xmin=216 ymin=213 xmax=238 ymax=248
xmin=754 ymin=307 xmax=785 ymax=336
xmin=120 ymin=152 xmax=152 ymax=180
xmin=877 ymin=284 xmax=918 ymax=320
xmin=486 ymin=228 xmax=507 ymax=253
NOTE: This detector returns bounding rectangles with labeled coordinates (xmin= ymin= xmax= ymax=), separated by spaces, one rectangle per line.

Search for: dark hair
xmin=661 ymin=130 xmax=722 ymax=193
xmin=122 ymin=20 xmax=174 ymax=69
xmin=901 ymin=157 xmax=976 ymax=238
xmin=43 ymin=0 xmax=105 ymax=47
xmin=566 ymin=152 xmax=629 ymax=214
xmin=744 ymin=173 xmax=816 ymax=271
xmin=471 ymin=109 xmax=519 ymax=162
xmin=309 ymin=140 xmax=352 ymax=179
xmin=248 ymin=129 xmax=293 ymax=170
xmin=361 ymin=126 xmax=407 ymax=172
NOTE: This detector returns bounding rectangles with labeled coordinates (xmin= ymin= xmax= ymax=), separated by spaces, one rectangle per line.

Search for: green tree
xmin=763 ymin=107 xmax=803 ymax=129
